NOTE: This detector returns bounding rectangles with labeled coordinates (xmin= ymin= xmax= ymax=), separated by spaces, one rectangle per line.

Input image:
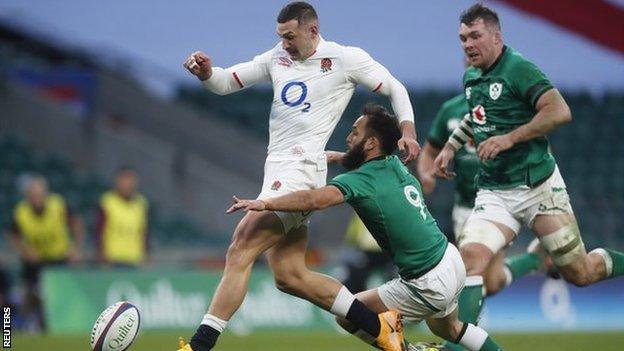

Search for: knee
xmin=432 ymin=320 xmax=464 ymax=342
xmin=460 ymin=246 xmax=489 ymax=276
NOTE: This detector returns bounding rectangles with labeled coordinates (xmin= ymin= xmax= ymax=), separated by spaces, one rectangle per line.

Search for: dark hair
xmin=277 ymin=1 xmax=318 ymax=25
xmin=460 ymin=3 xmax=501 ymax=29
xmin=362 ymin=103 xmax=401 ymax=155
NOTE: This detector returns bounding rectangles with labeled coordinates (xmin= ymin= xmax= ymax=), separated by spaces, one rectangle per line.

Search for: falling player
xmin=180 ymin=2 xmax=419 ymax=351
xmin=228 ymin=104 xmax=503 ymax=351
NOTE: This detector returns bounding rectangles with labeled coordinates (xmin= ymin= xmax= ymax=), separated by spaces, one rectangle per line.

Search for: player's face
xmin=27 ymin=180 xmax=48 ymax=210
xmin=115 ymin=170 xmax=138 ymax=198
xmin=276 ymin=19 xmax=317 ymax=60
xmin=459 ymin=19 xmax=501 ymax=70
xmin=343 ymin=116 xmax=369 ymax=170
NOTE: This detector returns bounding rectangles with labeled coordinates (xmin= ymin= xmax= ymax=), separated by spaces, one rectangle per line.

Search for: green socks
xmin=479 ymin=336 xmax=502 ymax=351
xmin=504 ymin=252 xmax=540 ymax=281
xmin=595 ymin=248 xmax=624 ymax=278
xmin=444 ymin=276 xmax=485 ymax=350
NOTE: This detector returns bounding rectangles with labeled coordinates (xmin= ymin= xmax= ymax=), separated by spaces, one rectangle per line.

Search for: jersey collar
xmin=482 ymin=45 xmax=508 ymax=76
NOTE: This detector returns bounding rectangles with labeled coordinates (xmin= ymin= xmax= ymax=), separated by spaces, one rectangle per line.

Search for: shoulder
xmin=463 ymin=66 xmax=480 ymax=85
xmin=503 ymin=47 xmax=543 ymax=75
xmin=48 ymin=193 xmax=66 ymax=207
xmin=339 ymin=45 xmax=374 ymax=65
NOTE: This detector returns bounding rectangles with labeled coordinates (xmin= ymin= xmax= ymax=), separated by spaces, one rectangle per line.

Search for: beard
xmin=341 ymin=141 xmax=367 ymax=171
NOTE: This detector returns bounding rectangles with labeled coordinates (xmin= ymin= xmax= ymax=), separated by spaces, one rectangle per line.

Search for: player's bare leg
xmin=482 ymin=250 xmax=507 ymax=296
xmin=187 ymin=211 xmax=285 ymax=351
xmin=532 ymin=213 xmax=624 ymax=286
xmin=426 ymin=308 xmax=502 ymax=351
xmin=267 ymin=229 xmax=404 ymax=351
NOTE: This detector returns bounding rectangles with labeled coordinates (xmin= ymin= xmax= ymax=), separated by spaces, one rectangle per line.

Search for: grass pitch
xmin=12 ymin=329 xmax=624 ymax=351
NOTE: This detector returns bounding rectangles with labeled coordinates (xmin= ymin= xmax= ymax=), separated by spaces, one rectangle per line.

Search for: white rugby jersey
xmin=203 ymin=37 xmax=414 ymax=156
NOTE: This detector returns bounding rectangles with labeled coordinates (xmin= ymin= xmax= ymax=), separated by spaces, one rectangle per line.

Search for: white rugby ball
xmin=90 ymin=301 xmax=141 ymax=351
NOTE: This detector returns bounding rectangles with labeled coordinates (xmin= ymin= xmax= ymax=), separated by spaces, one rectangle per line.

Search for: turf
xmin=12 ymin=330 xmax=624 ymax=351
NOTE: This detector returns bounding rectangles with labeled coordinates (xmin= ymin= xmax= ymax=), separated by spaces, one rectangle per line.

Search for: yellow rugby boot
xmin=375 ymin=310 xmax=406 ymax=351
xmin=177 ymin=337 xmax=193 ymax=351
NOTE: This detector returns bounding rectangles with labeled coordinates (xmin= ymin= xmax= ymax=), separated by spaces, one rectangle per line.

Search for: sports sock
xmin=189 ymin=314 xmax=228 ymax=351
xmin=345 ymin=298 xmax=382 ymax=337
xmin=593 ymin=248 xmax=624 ymax=278
xmin=331 ymin=286 xmax=381 ymax=337
xmin=504 ymin=253 xmax=539 ymax=281
xmin=444 ymin=275 xmax=485 ymax=350
xmin=456 ymin=323 xmax=502 ymax=351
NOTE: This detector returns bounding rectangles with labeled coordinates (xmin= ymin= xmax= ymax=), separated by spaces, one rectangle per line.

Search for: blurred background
xmin=0 ymin=0 xmax=622 ymax=350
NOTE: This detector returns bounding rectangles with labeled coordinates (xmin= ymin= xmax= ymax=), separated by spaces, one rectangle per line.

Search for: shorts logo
xmin=320 ymin=58 xmax=332 ymax=73
xmin=278 ymin=57 xmax=292 ymax=67
xmin=465 ymin=87 xmax=472 ymax=99
xmin=489 ymin=82 xmax=503 ymax=100
xmin=472 ymin=105 xmax=487 ymax=125
xmin=271 ymin=180 xmax=282 ymax=191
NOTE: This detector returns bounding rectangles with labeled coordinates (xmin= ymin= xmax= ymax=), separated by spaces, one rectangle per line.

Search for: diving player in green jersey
xmin=229 ymin=104 xmax=503 ymax=351
xmin=418 ymin=94 xmax=545 ymax=297
xmin=433 ymin=4 xmax=624 ymax=349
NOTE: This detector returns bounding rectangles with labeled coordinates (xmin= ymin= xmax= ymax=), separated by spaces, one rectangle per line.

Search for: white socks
xmin=329 ymin=286 xmax=356 ymax=318
xmin=458 ymin=323 xmax=488 ymax=351
xmin=201 ymin=314 xmax=228 ymax=333
xmin=591 ymin=248 xmax=613 ymax=277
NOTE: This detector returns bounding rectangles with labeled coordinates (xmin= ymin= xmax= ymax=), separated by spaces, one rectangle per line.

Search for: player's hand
xmin=433 ymin=145 xmax=456 ymax=179
xmin=477 ymin=134 xmax=514 ymax=161
xmin=398 ymin=137 xmax=420 ymax=164
xmin=325 ymin=150 xmax=345 ymax=164
xmin=226 ymin=196 xmax=266 ymax=213
xmin=183 ymin=51 xmax=213 ymax=81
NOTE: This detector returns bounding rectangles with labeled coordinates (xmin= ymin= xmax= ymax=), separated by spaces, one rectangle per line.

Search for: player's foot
xmin=375 ymin=310 xmax=406 ymax=351
xmin=527 ymin=238 xmax=560 ymax=279
xmin=177 ymin=337 xmax=193 ymax=351
xmin=407 ymin=341 xmax=445 ymax=351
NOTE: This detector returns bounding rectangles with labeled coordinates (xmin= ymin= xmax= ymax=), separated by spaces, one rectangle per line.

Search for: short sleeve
xmin=509 ymin=60 xmax=553 ymax=107
xmin=328 ymin=171 xmax=374 ymax=203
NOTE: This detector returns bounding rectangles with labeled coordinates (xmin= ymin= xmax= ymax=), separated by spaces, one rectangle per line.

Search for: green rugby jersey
xmin=463 ymin=45 xmax=556 ymax=189
xmin=428 ymin=94 xmax=479 ymax=207
xmin=329 ymin=155 xmax=448 ymax=280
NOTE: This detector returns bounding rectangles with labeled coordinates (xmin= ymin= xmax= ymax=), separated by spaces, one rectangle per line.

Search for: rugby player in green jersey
xmin=418 ymin=94 xmax=547 ymax=297
xmin=433 ymin=4 xmax=624 ymax=349
xmin=229 ymin=104 xmax=503 ymax=351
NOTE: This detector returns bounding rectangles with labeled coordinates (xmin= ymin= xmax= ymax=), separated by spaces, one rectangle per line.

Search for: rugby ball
xmin=90 ymin=301 xmax=141 ymax=351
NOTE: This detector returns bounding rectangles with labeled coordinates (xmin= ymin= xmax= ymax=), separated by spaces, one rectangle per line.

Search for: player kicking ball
xmin=228 ymin=104 xmax=503 ymax=351
xmin=180 ymin=2 xmax=419 ymax=351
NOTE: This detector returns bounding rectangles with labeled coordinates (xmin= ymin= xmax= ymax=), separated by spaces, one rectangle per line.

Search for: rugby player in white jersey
xmin=179 ymin=2 xmax=419 ymax=351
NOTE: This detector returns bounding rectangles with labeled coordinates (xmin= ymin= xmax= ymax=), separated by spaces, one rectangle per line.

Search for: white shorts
xmin=469 ymin=166 xmax=574 ymax=235
xmin=377 ymin=244 xmax=466 ymax=323
xmin=452 ymin=205 xmax=473 ymax=239
xmin=257 ymin=152 xmax=327 ymax=233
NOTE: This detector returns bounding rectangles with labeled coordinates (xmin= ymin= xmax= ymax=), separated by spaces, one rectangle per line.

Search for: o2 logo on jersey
xmin=281 ymin=81 xmax=311 ymax=113
xmin=404 ymin=185 xmax=427 ymax=220
xmin=472 ymin=104 xmax=486 ymax=125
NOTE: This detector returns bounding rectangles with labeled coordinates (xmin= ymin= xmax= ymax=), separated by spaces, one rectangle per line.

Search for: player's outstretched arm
xmin=226 ymin=186 xmax=345 ymax=214
xmin=477 ymin=89 xmax=571 ymax=160
xmin=183 ymin=49 xmax=271 ymax=96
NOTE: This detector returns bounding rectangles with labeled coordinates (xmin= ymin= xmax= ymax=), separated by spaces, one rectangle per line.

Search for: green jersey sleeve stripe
xmin=527 ymin=83 xmax=554 ymax=107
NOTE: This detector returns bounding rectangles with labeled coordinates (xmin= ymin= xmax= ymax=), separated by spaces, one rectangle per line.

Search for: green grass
xmin=12 ymin=330 xmax=624 ymax=351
